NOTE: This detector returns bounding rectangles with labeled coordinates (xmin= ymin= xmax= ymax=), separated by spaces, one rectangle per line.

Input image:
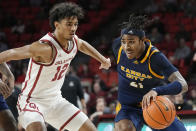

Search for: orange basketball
xmin=143 ymin=96 xmax=176 ymax=129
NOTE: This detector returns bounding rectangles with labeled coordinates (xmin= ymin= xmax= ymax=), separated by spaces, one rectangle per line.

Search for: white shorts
xmin=17 ymin=95 xmax=88 ymax=131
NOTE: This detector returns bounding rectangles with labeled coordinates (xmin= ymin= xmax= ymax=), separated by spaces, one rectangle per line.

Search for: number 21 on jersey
xmin=130 ymin=82 xmax=143 ymax=88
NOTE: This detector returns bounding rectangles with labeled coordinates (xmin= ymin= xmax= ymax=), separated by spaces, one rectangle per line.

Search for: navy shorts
xmin=115 ymin=104 xmax=186 ymax=131
xmin=0 ymin=94 xmax=9 ymax=111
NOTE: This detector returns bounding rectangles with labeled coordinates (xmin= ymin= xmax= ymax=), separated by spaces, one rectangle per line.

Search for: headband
xmin=121 ymin=28 xmax=145 ymax=38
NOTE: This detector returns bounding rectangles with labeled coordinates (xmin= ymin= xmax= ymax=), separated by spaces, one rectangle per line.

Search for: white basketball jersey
xmin=21 ymin=32 xmax=78 ymax=99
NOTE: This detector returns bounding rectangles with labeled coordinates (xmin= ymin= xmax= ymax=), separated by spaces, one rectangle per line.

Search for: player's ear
xmin=54 ymin=21 xmax=59 ymax=29
xmin=140 ymin=37 xmax=146 ymax=42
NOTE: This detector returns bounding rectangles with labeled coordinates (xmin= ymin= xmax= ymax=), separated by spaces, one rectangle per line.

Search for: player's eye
xmin=66 ymin=23 xmax=72 ymax=26
xmin=128 ymin=41 xmax=135 ymax=44
xmin=121 ymin=41 xmax=126 ymax=44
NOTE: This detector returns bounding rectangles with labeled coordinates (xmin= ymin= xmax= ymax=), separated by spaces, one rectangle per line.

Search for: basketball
xmin=143 ymin=96 xmax=176 ymax=129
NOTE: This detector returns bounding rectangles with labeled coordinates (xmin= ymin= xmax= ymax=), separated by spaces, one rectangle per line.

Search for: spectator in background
xmin=188 ymin=88 xmax=196 ymax=110
xmin=92 ymin=74 xmax=109 ymax=91
xmin=158 ymin=33 xmax=177 ymax=52
xmin=89 ymin=0 xmax=101 ymax=11
xmin=83 ymin=86 xmax=90 ymax=104
xmin=175 ymin=25 xmax=190 ymax=41
xmin=0 ymin=37 xmax=9 ymax=52
xmin=169 ymin=37 xmax=191 ymax=64
xmin=173 ymin=94 xmax=193 ymax=111
xmin=187 ymin=41 xmax=196 ymax=80
xmin=147 ymin=27 xmax=163 ymax=44
xmin=61 ymin=67 xmax=87 ymax=114
xmin=90 ymin=97 xmax=109 ymax=125
xmin=87 ymin=81 xmax=107 ymax=114
xmin=11 ymin=20 xmax=25 ymax=34
xmin=77 ymin=63 xmax=92 ymax=78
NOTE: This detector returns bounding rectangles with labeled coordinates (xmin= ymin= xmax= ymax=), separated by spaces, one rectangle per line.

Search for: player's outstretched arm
xmin=77 ymin=38 xmax=111 ymax=70
xmin=0 ymin=42 xmax=53 ymax=64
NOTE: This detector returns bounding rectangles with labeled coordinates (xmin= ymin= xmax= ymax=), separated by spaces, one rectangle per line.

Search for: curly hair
xmin=121 ymin=14 xmax=152 ymax=31
xmin=49 ymin=2 xmax=84 ymax=30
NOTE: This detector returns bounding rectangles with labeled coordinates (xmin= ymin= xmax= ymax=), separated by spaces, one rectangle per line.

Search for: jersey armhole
xmin=148 ymin=50 xmax=165 ymax=79
xmin=32 ymin=40 xmax=57 ymax=66
xmin=117 ymin=46 xmax=123 ymax=64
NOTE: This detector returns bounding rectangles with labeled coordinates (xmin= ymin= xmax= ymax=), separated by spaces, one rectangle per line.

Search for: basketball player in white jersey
xmin=0 ymin=2 xmax=111 ymax=131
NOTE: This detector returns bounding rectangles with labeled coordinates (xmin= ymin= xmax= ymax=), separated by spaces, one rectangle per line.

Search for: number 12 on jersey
xmin=52 ymin=64 xmax=69 ymax=81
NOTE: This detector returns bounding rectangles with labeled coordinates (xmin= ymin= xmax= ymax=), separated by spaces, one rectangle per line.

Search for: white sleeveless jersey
xmin=21 ymin=32 xmax=78 ymax=99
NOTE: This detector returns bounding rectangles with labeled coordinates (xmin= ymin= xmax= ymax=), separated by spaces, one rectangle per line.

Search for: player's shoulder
xmin=112 ymin=37 xmax=121 ymax=58
xmin=29 ymin=41 xmax=53 ymax=54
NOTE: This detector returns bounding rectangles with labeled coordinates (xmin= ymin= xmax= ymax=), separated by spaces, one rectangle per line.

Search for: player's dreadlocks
xmin=121 ymin=14 xmax=151 ymax=30
xmin=49 ymin=2 xmax=84 ymax=30
xmin=120 ymin=14 xmax=152 ymax=39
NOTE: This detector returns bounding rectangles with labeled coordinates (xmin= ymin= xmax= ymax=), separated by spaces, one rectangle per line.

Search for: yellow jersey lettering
xmin=136 ymin=72 xmax=141 ymax=77
xmin=126 ymin=68 xmax=130 ymax=74
xmin=131 ymin=70 xmax=136 ymax=75
xmin=147 ymin=75 xmax=152 ymax=79
xmin=139 ymin=78 xmax=144 ymax=81
xmin=121 ymin=66 xmax=125 ymax=71
xmin=141 ymin=74 xmax=146 ymax=78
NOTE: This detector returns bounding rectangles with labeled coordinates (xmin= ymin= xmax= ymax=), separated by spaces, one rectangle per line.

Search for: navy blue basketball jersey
xmin=112 ymin=37 xmax=177 ymax=105
xmin=0 ymin=94 xmax=9 ymax=111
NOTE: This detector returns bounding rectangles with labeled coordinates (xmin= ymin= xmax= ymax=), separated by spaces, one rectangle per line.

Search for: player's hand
xmin=99 ymin=58 xmax=111 ymax=70
xmin=82 ymin=107 xmax=87 ymax=114
xmin=7 ymin=74 xmax=15 ymax=92
xmin=0 ymin=79 xmax=13 ymax=99
xmin=142 ymin=90 xmax=158 ymax=109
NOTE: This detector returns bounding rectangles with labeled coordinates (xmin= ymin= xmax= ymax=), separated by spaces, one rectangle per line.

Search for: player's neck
xmin=53 ymin=31 xmax=69 ymax=49
xmin=136 ymin=43 xmax=145 ymax=59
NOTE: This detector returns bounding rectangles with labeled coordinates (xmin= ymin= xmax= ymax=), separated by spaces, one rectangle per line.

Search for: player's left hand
xmin=7 ymin=75 xmax=15 ymax=92
xmin=0 ymin=79 xmax=12 ymax=99
xmin=99 ymin=58 xmax=111 ymax=70
xmin=142 ymin=90 xmax=158 ymax=109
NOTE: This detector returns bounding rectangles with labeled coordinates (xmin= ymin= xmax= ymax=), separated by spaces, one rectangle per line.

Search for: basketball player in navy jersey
xmin=0 ymin=2 xmax=110 ymax=131
xmin=112 ymin=14 xmax=188 ymax=131
xmin=0 ymin=63 xmax=17 ymax=131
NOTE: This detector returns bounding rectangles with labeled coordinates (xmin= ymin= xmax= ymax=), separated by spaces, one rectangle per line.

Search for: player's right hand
xmin=0 ymin=79 xmax=13 ymax=99
xmin=99 ymin=58 xmax=111 ymax=70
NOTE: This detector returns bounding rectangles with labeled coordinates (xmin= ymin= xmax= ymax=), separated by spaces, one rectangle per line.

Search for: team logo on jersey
xmin=128 ymin=30 xmax=133 ymax=34
xmin=69 ymin=81 xmax=74 ymax=87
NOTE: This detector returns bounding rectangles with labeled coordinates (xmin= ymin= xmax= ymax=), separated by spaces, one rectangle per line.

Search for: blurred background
xmin=0 ymin=0 xmax=196 ymax=130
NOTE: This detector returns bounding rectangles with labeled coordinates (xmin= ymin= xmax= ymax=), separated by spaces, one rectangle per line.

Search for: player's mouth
xmin=126 ymin=50 xmax=134 ymax=55
xmin=126 ymin=50 xmax=135 ymax=58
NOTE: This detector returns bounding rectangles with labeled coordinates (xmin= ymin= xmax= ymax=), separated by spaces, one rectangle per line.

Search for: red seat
xmin=192 ymin=32 xmax=196 ymax=40
xmin=184 ymin=25 xmax=193 ymax=32
xmin=7 ymin=34 xmax=19 ymax=44
xmin=31 ymin=7 xmax=41 ymax=14
xmin=107 ymin=71 xmax=118 ymax=87
xmin=176 ymin=12 xmax=184 ymax=18
xmin=32 ymin=33 xmax=42 ymax=41
xmin=167 ymin=25 xmax=179 ymax=33
xmin=181 ymin=17 xmax=192 ymax=25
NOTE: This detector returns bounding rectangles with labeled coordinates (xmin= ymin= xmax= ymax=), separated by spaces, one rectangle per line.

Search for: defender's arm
xmin=0 ymin=41 xmax=53 ymax=64
xmin=76 ymin=38 xmax=111 ymax=69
